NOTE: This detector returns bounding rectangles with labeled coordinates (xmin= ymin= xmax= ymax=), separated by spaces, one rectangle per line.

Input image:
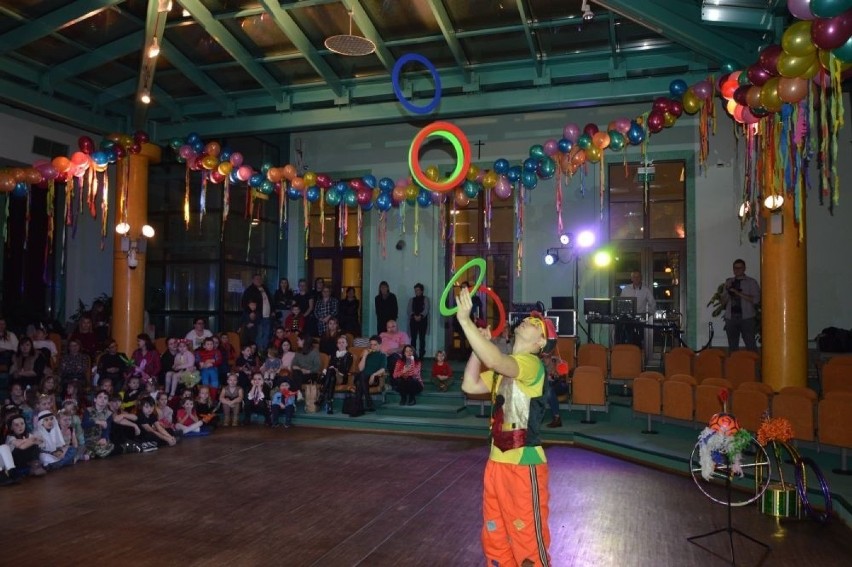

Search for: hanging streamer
xmin=320 ymin=187 xmax=326 ymax=244
xmin=100 ymin=170 xmax=109 ymax=250
xmin=24 ymin=186 xmax=31 ymax=250
xmin=450 ymin=199 xmax=457 ymax=271
xmin=46 ymin=180 xmax=55 ymax=253
xmin=221 ymin=177 xmax=230 ymax=241
xmin=414 ymin=202 xmax=419 ymax=256
xmin=184 ymin=163 xmax=191 ymax=229
xmin=303 ymin=195 xmax=310 ymax=261
xmin=87 ymin=166 xmax=96 ymax=218
xmin=830 ymin=54 xmax=843 ymax=209
xmin=246 ymin=196 xmax=255 ymax=261
xmin=438 ymin=198 xmax=446 ymax=248
xmin=200 ymin=170 xmax=208 ymax=224
xmin=555 ymin=161 xmax=563 ymax=235
xmin=278 ymin=184 xmax=285 ymax=240
xmin=516 ymin=185 xmax=525 ymax=277
xmin=484 ymin=183 xmax=492 ymax=250
xmin=379 ymin=211 xmax=388 ymax=259
xmin=356 ymin=206 xmax=363 ymax=252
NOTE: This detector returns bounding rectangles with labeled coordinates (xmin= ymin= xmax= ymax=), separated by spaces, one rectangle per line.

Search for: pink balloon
xmin=692 ymin=80 xmax=712 ymax=100
xmin=179 ymin=144 xmax=195 ymax=160
xmin=396 ymin=177 xmax=408 ymax=188
xmin=613 ymin=117 xmax=631 ymax=134
xmin=741 ymin=107 xmax=760 ymax=125
xmin=236 ymin=165 xmax=252 ymax=182
xmin=229 ymin=152 xmax=244 ymax=167
xmin=316 ymin=174 xmax=332 ymax=189
xmin=562 ymin=123 xmax=580 ymax=143
xmin=543 ymin=139 xmax=558 ymax=156
xmin=493 ymin=176 xmax=512 ymax=200
xmin=787 ymin=0 xmax=816 ymax=20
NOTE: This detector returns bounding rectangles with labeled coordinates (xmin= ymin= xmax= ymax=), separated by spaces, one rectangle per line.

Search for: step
xmin=379 ymin=401 xmax=468 ymax=419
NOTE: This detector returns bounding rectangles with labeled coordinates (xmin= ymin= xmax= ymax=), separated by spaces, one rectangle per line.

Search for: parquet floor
xmin=1 ymin=426 xmax=849 ymax=566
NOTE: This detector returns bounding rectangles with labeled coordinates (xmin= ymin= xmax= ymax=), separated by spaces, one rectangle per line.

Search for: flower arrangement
xmin=697 ymin=390 xmax=752 ymax=481
xmin=757 ymin=415 xmax=794 ymax=447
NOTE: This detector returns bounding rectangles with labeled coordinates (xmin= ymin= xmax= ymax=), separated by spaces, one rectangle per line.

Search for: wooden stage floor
xmin=2 ymin=427 xmax=849 ymax=566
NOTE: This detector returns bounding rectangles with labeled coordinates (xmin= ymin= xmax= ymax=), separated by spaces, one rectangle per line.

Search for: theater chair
xmin=821 ymin=363 xmax=852 ymax=397
xmin=569 ymin=365 xmax=607 ymax=424
xmin=695 ymin=378 xmax=733 ymax=425
xmin=771 ymin=386 xmax=817 ymax=444
xmin=664 ymin=347 xmax=694 ymax=378
xmin=633 ymin=372 xmax=663 ymax=434
xmin=610 ymin=343 xmax=642 ymax=394
xmin=731 ymin=386 xmax=771 ymax=433
xmin=694 ymin=348 xmax=726 ymax=383
xmin=662 ymin=373 xmax=697 ymax=424
xmin=578 ymin=344 xmax=608 ymax=379
xmin=725 ymin=350 xmax=760 ymax=389
xmin=818 ymin=391 xmax=852 ymax=474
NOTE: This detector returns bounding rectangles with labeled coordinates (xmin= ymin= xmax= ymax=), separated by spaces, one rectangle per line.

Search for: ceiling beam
xmin=341 ymin=0 xmax=396 ymax=73
xmin=0 ymin=0 xmax=125 ymax=55
xmin=425 ymin=0 xmax=468 ymax=76
xmin=256 ymin=0 xmax=342 ymax=97
xmin=135 ymin=0 xmax=172 ymax=129
xmin=594 ymin=0 xmax=764 ymax=67
xmin=0 ymin=55 xmax=109 ymax=111
xmin=514 ymin=0 xmax=542 ymax=77
xmin=42 ymin=31 xmax=145 ymax=89
xmin=159 ymin=40 xmax=233 ymax=112
xmin=177 ymin=0 xmax=283 ymax=100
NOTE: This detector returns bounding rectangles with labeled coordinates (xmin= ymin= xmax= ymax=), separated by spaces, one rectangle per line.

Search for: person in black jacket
xmin=241 ymin=274 xmax=273 ymax=351
xmin=273 ymin=278 xmax=294 ymax=326
xmin=374 ymin=281 xmax=398 ymax=335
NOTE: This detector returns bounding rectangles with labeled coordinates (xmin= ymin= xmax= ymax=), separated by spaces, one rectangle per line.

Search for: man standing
xmin=242 ymin=274 xmax=272 ymax=351
xmin=407 ymin=283 xmax=430 ymax=360
xmin=721 ymin=258 xmax=761 ymax=351
xmin=458 ymin=288 xmax=554 ymax=567
xmin=618 ymin=271 xmax=656 ymax=345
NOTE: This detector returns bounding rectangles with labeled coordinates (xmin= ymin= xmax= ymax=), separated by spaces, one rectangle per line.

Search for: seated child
xmin=58 ymin=408 xmax=83 ymax=462
xmin=0 ymin=444 xmax=18 ymax=484
xmin=195 ymin=337 xmax=223 ymax=401
xmin=119 ymin=375 xmax=143 ymax=413
xmin=175 ymin=397 xmax=205 ymax=436
xmin=235 ymin=344 xmax=258 ymax=392
xmin=166 ymin=339 xmax=198 ymax=399
xmin=31 ymin=394 xmax=55 ymax=433
xmin=5 ymin=413 xmax=47 ymax=476
xmin=219 ymin=373 xmax=244 ymax=427
xmin=270 ymin=380 xmax=297 ymax=428
xmin=34 ymin=410 xmax=76 ymax=470
xmin=243 ymin=373 xmax=270 ymax=426
xmin=137 ymin=396 xmax=176 ymax=447
xmin=81 ymin=390 xmax=115 ymax=459
xmin=284 ymin=304 xmax=305 ymax=333
xmin=155 ymin=392 xmax=176 ymax=435
xmin=195 ymin=386 xmax=219 ymax=428
xmin=260 ymin=347 xmax=282 ymax=392
xmin=2 ymin=383 xmax=33 ymax=433
xmin=62 ymin=381 xmax=87 ymax=411
xmin=108 ymin=395 xmax=155 ymax=452
xmin=431 ymin=350 xmax=454 ymax=392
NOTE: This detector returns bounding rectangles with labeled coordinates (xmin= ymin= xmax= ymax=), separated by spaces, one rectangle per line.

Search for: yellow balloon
xmin=466 ymin=164 xmax=480 ymax=181
xmin=586 ymin=145 xmax=602 ymax=163
xmin=218 ymin=161 xmax=232 ymax=175
xmin=405 ymin=184 xmax=418 ymax=200
xmin=781 ymin=20 xmax=815 ymax=57
xmin=425 ymin=165 xmax=440 ymax=182
xmin=303 ymin=171 xmax=317 ymax=187
xmin=682 ymin=90 xmax=702 ymax=114
xmin=482 ymin=171 xmax=498 ymax=189
xmin=663 ymin=112 xmax=677 ymax=128
xmin=760 ymin=77 xmax=783 ymax=112
xmin=777 ymin=52 xmax=816 ymax=78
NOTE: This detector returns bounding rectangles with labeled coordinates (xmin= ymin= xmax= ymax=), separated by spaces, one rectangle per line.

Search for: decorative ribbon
xmin=184 ymin=163 xmax=190 ymax=229
xmin=200 ymin=170 xmax=208 ymax=224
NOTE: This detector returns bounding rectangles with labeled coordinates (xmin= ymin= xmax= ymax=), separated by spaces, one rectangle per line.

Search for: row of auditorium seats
xmin=633 ymin=373 xmax=852 ymax=470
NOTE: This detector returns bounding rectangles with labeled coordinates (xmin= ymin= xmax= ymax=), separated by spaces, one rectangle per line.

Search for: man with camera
xmin=720 ymin=258 xmax=761 ymax=351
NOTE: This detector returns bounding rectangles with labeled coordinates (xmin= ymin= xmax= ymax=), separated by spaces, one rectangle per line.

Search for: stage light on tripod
xmin=577 ymin=230 xmax=595 ymax=249
xmin=559 ymin=232 xmax=573 ymax=246
xmin=544 ymin=251 xmax=556 ymax=266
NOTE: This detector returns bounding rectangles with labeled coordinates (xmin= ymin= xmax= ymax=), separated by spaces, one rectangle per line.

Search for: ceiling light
xmin=147 ymin=37 xmax=160 ymax=59
xmin=142 ymin=224 xmax=156 ymax=238
xmin=764 ymin=194 xmax=784 ymax=211
xmin=115 ymin=222 xmax=130 ymax=235
xmin=581 ymin=0 xmax=595 ymax=21
xmin=140 ymin=90 xmax=151 ymax=104
xmin=576 ymin=230 xmax=596 ymax=249
xmin=157 ymin=0 xmax=173 ymax=13
xmin=324 ymin=11 xmax=376 ymax=56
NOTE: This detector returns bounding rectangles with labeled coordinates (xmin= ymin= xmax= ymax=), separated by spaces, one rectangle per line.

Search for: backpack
xmin=817 ymin=327 xmax=852 ymax=353
xmin=342 ymin=393 xmax=364 ymax=417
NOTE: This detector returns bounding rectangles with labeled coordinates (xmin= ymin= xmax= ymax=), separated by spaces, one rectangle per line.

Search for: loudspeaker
xmin=546 ymin=309 xmax=576 ymax=337
xmin=551 ymin=296 xmax=574 ymax=310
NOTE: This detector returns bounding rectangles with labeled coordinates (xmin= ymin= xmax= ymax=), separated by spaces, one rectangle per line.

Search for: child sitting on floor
xmin=35 ymin=410 xmax=76 ymax=470
xmin=195 ymin=386 xmax=219 ymax=428
xmin=119 ymin=375 xmax=143 ymax=413
xmin=219 ymin=373 xmax=244 ymax=427
xmin=270 ymin=380 xmax=297 ymax=428
xmin=431 ymin=350 xmax=454 ymax=392
xmin=155 ymin=391 xmax=176 ymax=435
xmin=137 ymin=397 xmax=176 ymax=447
xmin=175 ymin=397 xmax=205 ymax=436
xmin=58 ymin=410 xmax=82 ymax=462
xmin=260 ymin=346 xmax=282 ymax=391
xmin=243 ymin=372 xmax=270 ymax=426
xmin=61 ymin=400 xmax=87 ymax=461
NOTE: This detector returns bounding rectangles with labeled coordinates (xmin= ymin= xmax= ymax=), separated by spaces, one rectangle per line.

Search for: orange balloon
xmin=204 ymin=141 xmax=221 ymax=157
xmin=71 ymin=151 xmax=89 ymax=166
xmin=291 ymin=177 xmax=305 ymax=191
xmin=559 ymin=154 xmax=572 ymax=171
xmin=267 ymin=167 xmax=283 ymax=182
xmin=571 ymin=149 xmax=587 ymax=167
xmin=454 ymin=188 xmax=470 ymax=207
xmin=201 ymin=155 xmax=218 ymax=170
xmin=25 ymin=168 xmax=42 ymax=184
xmin=778 ymin=77 xmax=809 ymax=103
xmin=592 ymin=131 xmax=610 ymax=149
xmin=52 ymin=156 xmax=71 ymax=173
xmin=0 ymin=172 xmax=14 ymax=192
xmin=392 ymin=185 xmax=406 ymax=202
xmin=282 ymin=164 xmax=297 ymax=180
xmin=11 ymin=168 xmax=26 ymax=182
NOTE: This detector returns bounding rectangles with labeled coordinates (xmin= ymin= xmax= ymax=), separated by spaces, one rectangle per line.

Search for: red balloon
xmin=77 ymin=136 xmax=94 ymax=154
xmin=209 ymin=170 xmax=225 ymax=183
xmin=716 ymin=73 xmax=731 ymax=90
xmin=356 ymin=187 xmax=372 ymax=205
xmin=668 ymin=100 xmax=683 ymax=117
xmin=315 ymin=174 xmax=332 ymax=189
xmin=721 ymin=79 xmax=739 ymax=99
xmin=647 ymin=110 xmax=665 ymax=133
xmin=733 ymin=85 xmax=751 ymax=106
xmin=652 ymin=97 xmax=670 ymax=113
xmin=758 ymin=44 xmax=782 ymax=74
xmin=583 ymin=123 xmax=599 ymax=137
xmin=113 ymin=144 xmax=126 ymax=159
xmin=133 ymin=130 xmax=150 ymax=144
xmin=811 ymin=12 xmax=852 ymax=51
xmin=747 ymin=64 xmax=772 ymax=87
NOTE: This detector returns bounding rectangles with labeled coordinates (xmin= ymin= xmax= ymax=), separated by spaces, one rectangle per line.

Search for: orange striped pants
xmin=481 ymin=459 xmax=550 ymax=567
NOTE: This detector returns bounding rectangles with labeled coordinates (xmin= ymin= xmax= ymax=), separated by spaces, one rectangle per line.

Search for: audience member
xmin=11 ymin=337 xmax=48 ymax=389
xmin=131 ymin=333 xmax=161 ymax=391
xmin=338 ymin=286 xmax=361 ymax=337
xmin=185 ymin=318 xmax=213 ymax=351
xmin=96 ymin=340 xmax=130 ymax=392
xmin=270 ymin=380 xmax=297 ymax=428
xmin=0 ymin=317 xmax=19 ymax=369
xmin=244 ymin=373 xmax=270 ymax=426
xmin=379 ymin=319 xmax=410 ymax=371
xmin=289 ymin=334 xmax=320 ymax=391
xmin=5 ymin=414 xmax=46 ymax=476
xmin=318 ymin=317 xmax=343 ymax=357
xmin=317 ymin=335 xmax=352 ymax=414
xmin=431 ymin=350 xmax=453 ymax=392
xmin=71 ymin=315 xmax=100 ymax=359
xmin=374 ymin=281 xmax=398 ymax=335
xmin=58 ymin=338 xmax=89 ymax=387
xmin=355 ymin=336 xmax=386 ymax=412
xmin=242 ymin=274 xmax=273 ymax=351
xmin=392 ymin=345 xmax=423 ymax=406
xmin=219 ymin=373 xmax=244 ymax=427
xmin=273 ymin=278 xmax=294 ymax=325
xmin=407 ymin=283 xmax=430 ymax=360
xmin=314 ymin=286 xmax=339 ymax=336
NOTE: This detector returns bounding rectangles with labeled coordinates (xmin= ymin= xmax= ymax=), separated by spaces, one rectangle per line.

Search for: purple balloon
xmin=758 ymin=44 xmax=783 ymax=74
xmin=493 ymin=176 xmax=512 ymax=200
xmin=692 ymin=80 xmax=712 ymax=101
xmin=179 ymin=144 xmax=196 ymax=160
xmin=562 ymin=123 xmax=580 ymax=144
xmin=543 ymin=139 xmax=559 ymax=156
xmin=229 ymin=152 xmax=244 ymax=167
xmin=431 ymin=191 xmax=447 ymax=205
xmin=733 ymin=85 xmax=751 ymax=106
xmin=787 ymin=0 xmax=816 ymax=20
xmin=812 ymin=12 xmax=852 ymax=51
xmin=747 ymin=64 xmax=772 ymax=86
xmin=613 ymin=117 xmax=631 ymax=134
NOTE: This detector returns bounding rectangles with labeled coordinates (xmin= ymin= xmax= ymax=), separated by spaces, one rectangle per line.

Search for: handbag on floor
xmin=342 ymin=393 xmax=364 ymax=417
xmin=303 ymin=383 xmax=318 ymax=413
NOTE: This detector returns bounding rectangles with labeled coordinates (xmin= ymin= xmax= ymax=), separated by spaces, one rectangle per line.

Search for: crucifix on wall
xmin=474 ymin=139 xmax=485 ymax=159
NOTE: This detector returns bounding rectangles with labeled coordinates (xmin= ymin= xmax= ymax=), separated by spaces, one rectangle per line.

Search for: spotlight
xmin=581 ymin=0 xmax=594 ymax=21
xmin=559 ymin=232 xmax=573 ymax=246
xmin=576 ymin=230 xmax=595 ymax=249
xmin=141 ymin=224 xmax=156 ymax=238
xmin=763 ymin=194 xmax=784 ymax=211
xmin=544 ymin=252 xmax=556 ymax=266
xmin=140 ymin=90 xmax=151 ymax=104
xmin=593 ymin=251 xmax=612 ymax=267
xmin=737 ymin=201 xmax=751 ymax=219
xmin=115 ymin=222 xmax=130 ymax=235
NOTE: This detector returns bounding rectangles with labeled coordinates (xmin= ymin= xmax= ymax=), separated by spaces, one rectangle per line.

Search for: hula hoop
xmin=481 ymin=285 xmax=506 ymax=338
xmin=439 ymin=257 xmax=486 ymax=317
xmin=392 ymin=53 xmax=442 ymax=115
xmin=794 ymin=456 xmax=833 ymax=524
xmin=409 ymin=121 xmax=471 ymax=193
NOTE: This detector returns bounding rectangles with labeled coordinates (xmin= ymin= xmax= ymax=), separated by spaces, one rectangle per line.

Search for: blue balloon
xmin=669 ymin=79 xmax=688 ymax=98
xmin=106 ymin=149 xmax=117 ymax=164
xmin=13 ymin=181 xmax=28 ymax=197
xmin=249 ymin=173 xmax=264 ymax=188
xmin=186 ymin=132 xmax=201 ymax=144
xmin=220 ymin=147 xmax=232 ymax=161
xmin=521 ymin=171 xmax=538 ymax=189
xmin=627 ymin=122 xmax=645 ymax=145
xmin=376 ymin=192 xmax=393 ymax=212
xmin=378 ymin=177 xmax=395 ymax=193
xmin=259 ymin=179 xmax=275 ymax=194
xmin=463 ymin=180 xmax=480 ymax=198
xmin=101 ymin=139 xmax=117 ymax=151
xmin=523 ymin=157 xmax=539 ymax=172
xmin=306 ymin=186 xmax=320 ymax=202
xmin=507 ymin=165 xmax=522 ymax=183
xmin=557 ymin=138 xmax=572 ymax=153
xmin=91 ymin=151 xmax=109 ymax=167
xmin=287 ymin=187 xmax=302 ymax=200
xmin=361 ymin=199 xmax=374 ymax=211
xmin=416 ymin=189 xmax=432 ymax=207
xmin=191 ymin=140 xmax=205 ymax=154
xmin=493 ymin=158 xmax=510 ymax=175
xmin=362 ymin=174 xmax=377 ymax=189
xmin=229 ymin=170 xmax=240 ymax=184
xmin=333 ymin=181 xmax=348 ymax=195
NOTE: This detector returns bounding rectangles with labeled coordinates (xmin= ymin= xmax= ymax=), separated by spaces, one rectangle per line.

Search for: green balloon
xmin=834 ymin=36 xmax=852 ymax=63
xmin=720 ymin=61 xmax=738 ymax=74
xmin=738 ymin=72 xmax=751 ymax=86
xmin=577 ymin=133 xmax=592 ymax=150
xmin=811 ymin=0 xmax=852 ymax=18
xmin=608 ymin=131 xmax=625 ymax=151
xmin=325 ymin=190 xmax=341 ymax=206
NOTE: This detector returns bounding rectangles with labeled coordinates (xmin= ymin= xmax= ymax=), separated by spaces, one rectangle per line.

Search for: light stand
xmin=574 ymin=254 xmax=592 ymax=344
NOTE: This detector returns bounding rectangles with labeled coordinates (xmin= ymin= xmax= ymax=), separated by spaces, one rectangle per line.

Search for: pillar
xmin=112 ymin=143 xmax=161 ymax=355
xmin=760 ymin=195 xmax=808 ymax=391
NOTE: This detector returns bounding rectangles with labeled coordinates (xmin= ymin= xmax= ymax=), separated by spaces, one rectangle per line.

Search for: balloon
xmin=557 ymin=138 xmax=573 ymax=153
xmin=229 ymin=152 xmax=244 ymax=167
xmin=746 ymin=85 xmax=763 ymax=108
xmin=425 ymin=165 xmax=440 ymax=181
xmin=585 ymin=145 xmax=602 ymax=163
xmin=669 ymin=79 xmax=688 ymax=97
xmin=592 ymin=131 xmax=610 ymax=149
xmin=0 ymin=172 xmax=14 ymax=192
xmin=186 ymin=132 xmax=201 ymax=145
xmin=303 ymin=186 xmax=319 ymax=202
xmin=777 ymin=51 xmax=817 ymax=77
xmin=663 ymin=111 xmax=677 ymax=128
xmin=810 ymin=0 xmax=852 ymax=18
xmin=522 ymin=157 xmax=539 ymax=172
xmin=613 ymin=117 xmax=632 ymax=134
xmin=209 ymin=170 xmax=225 ymax=183
xmin=342 ymin=189 xmax=358 ymax=208
xmin=543 ymin=139 xmax=558 ymax=156
xmin=720 ymin=60 xmax=738 ymax=74
xmin=608 ymin=131 xmax=626 ymax=151
xmin=249 ymin=173 xmax=264 ymax=188
xmin=721 ymin=79 xmax=739 ymax=99
xmin=204 ymin=142 xmax=221 ymax=157
xmin=356 ymin=187 xmax=372 ymax=205
xmin=360 ymin=199 xmax=374 ymax=212
xmin=562 ymin=123 xmax=580 ymax=143
xmin=692 ymin=80 xmax=712 ymax=100
xmin=812 ymin=11 xmax=852 ymax=50
xmin=647 ymin=110 xmax=665 ymax=133
xmin=91 ymin=151 xmax=109 ymax=167
xmin=733 ymin=85 xmax=751 ymax=106
xmin=257 ymin=179 xmax=273 ymax=195
xmin=782 ymin=20 xmax=816 ymax=57
xmin=529 ymin=144 xmax=546 ymax=160
xmin=282 ymin=164 xmax=297 ymax=180
xmin=788 ymin=0 xmax=816 ymax=19
xmin=333 ymin=181 xmax=348 ymax=195
xmin=521 ymin=171 xmax=537 ymax=189
xmin=758 ymin=44 xmax=783 ymax=74
xmin=482 ymin=171 xmax=498 ymax=189
xmin=236 ymin=165 xmax=252 ymax=182
xmin=627 ymin=122 xmax=645 ymax=144
xmin=682 ymin=90 xmax=702 ymax=114
xmin=378 ymin=177 xmax=395 ymax=193
xmin=462 ymin=180 xmax=480 ymax=198
xmin=537 ymin=157 xmax=556 ymax=179
xmin=747 ymin=63 xmax=772 ymax=86
xmin=218 ymin=162 xmax=233 ymax=176
xmin=577 ymin=133 xmax=592 ymax=150
xmin=583 ymin=123 xmax=599 ymax=137
xmin=291 ymin=177 xmax=306 ymax=191
xmin=416 ymin=189 xmax=432 ymax=207
xmin=392 ymin=185 xmax=406 ymax=203
xmin=494 ymin=176 xmax=512 ymax=199
xmin=760 ymin=77 xmax=783 ymax=112
xmin=128 ymin=143 xmax=141 ymax=155
xmin=133 ymin=130 xmax=149 ymax=144
xmin=179 ymin=145 xmax=195 ymax=160
xmin=24 ymin=168 xmax=42 ymax=184
xmin=778 ymin=76 xmax=809 ymax=103
xmin=169 ymin=138 xmax=183 ymax=150
xmin=493 ymin=158 xmax=510 ymax=175
xmin=741 ymin=107 xmax=760 ymax=125
xmin=78 ymin=136 xmax=94 ymax=154
xmin=835 ymin=35 xmax=852 ymax=61
xmin=13 ymin=181 xmax=28 ymax=197
xmin=266 ymin=167 xmax=282 ymax=182
xmin=570 ymin=148 xmax=587 ymax=167
xmin=738 ymin=72 xmax=751 ymax=86
xmin=191 ymin=140 xmax=204 ymax=154
xmin=349 ymin=178 xmax=366 ymax=192
xmin=37 ymin=164 xmax=58 ymax=181
xmin=466 ymin=164 xmax=480 ymax=181
xmin=287 ymin=186 xmax=303 ymax=200
xmin=454 ymin=189 xmax=470 ymax=207
xmin=431 ymin=190 xmax=447 ymax=205
xmin=507 ymin=165 xmax=522 ymax=183
xmin=220 ymin=147 xmax=232 ymax=161
xmin=405 ymin=184 xmax=419 ymax=201
xmin=325 ymin=189 xmax=341 ymax=206
xmin=359 ymin=174 xmax=375 ymax=189
xmin=653 ymin=97 xmax=670 ymax=113
xmin=316 ymin=174 xmax=332 ymax=189
xmin=668 ymin=100 xmax=684 ymax=117
xmin=201 ymin=155 xmax=218 ymax=170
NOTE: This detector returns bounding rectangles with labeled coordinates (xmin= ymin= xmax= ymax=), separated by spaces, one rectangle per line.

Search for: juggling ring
xmin=392 ymin=53 xmax=442 ymax=115
xmin=794 ymin=456 xmax=833 ymax=524
xmin=409 ymin=121 xmax=471 ymax=193
xmin=480 ymin=285 xmax=506 ymax=339
xmin=439 ymin=257 xmax=486 ymax=317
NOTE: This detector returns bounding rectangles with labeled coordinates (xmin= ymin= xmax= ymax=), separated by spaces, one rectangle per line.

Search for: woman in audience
xmin=317 ymin=335 xmax=353 ymax=414
xmin=273 ymin=278 xmax=294 ymax=325
xmin=97 ymin=339 xmax=130 ymax=392
xmin=279 ymin=338 xmax=295 ymax=376
xmin=374 ymin=281 xmax=398 ymax=336
xmin=10 ymin=337 xmax=48 ymax=389
xmin=2 ymin=383 xmax=33 ymax=432
xmin=158 ymin=337 xmax=178 ymax=388
xmin=58 ymin=338 xmax=89 ymax=388
xmin=392 ymin=344 xmax=423 ymax=406
xmin=70 ymin=315 xmax=100 ymax=360
xmin=314 ymin=286 xmax=339 ymax=337
xmin=318 ymin=317 xmax=344 ymax=357
xmin=289 ymin=334 xmax=320 ymax=391
xmin=131 ymin=333 xmax=161 ymax=390
xmin=31 ymin=324 xmax=58 ymax=367
xmin=338 ymin=286 xmax=361 ymax=337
